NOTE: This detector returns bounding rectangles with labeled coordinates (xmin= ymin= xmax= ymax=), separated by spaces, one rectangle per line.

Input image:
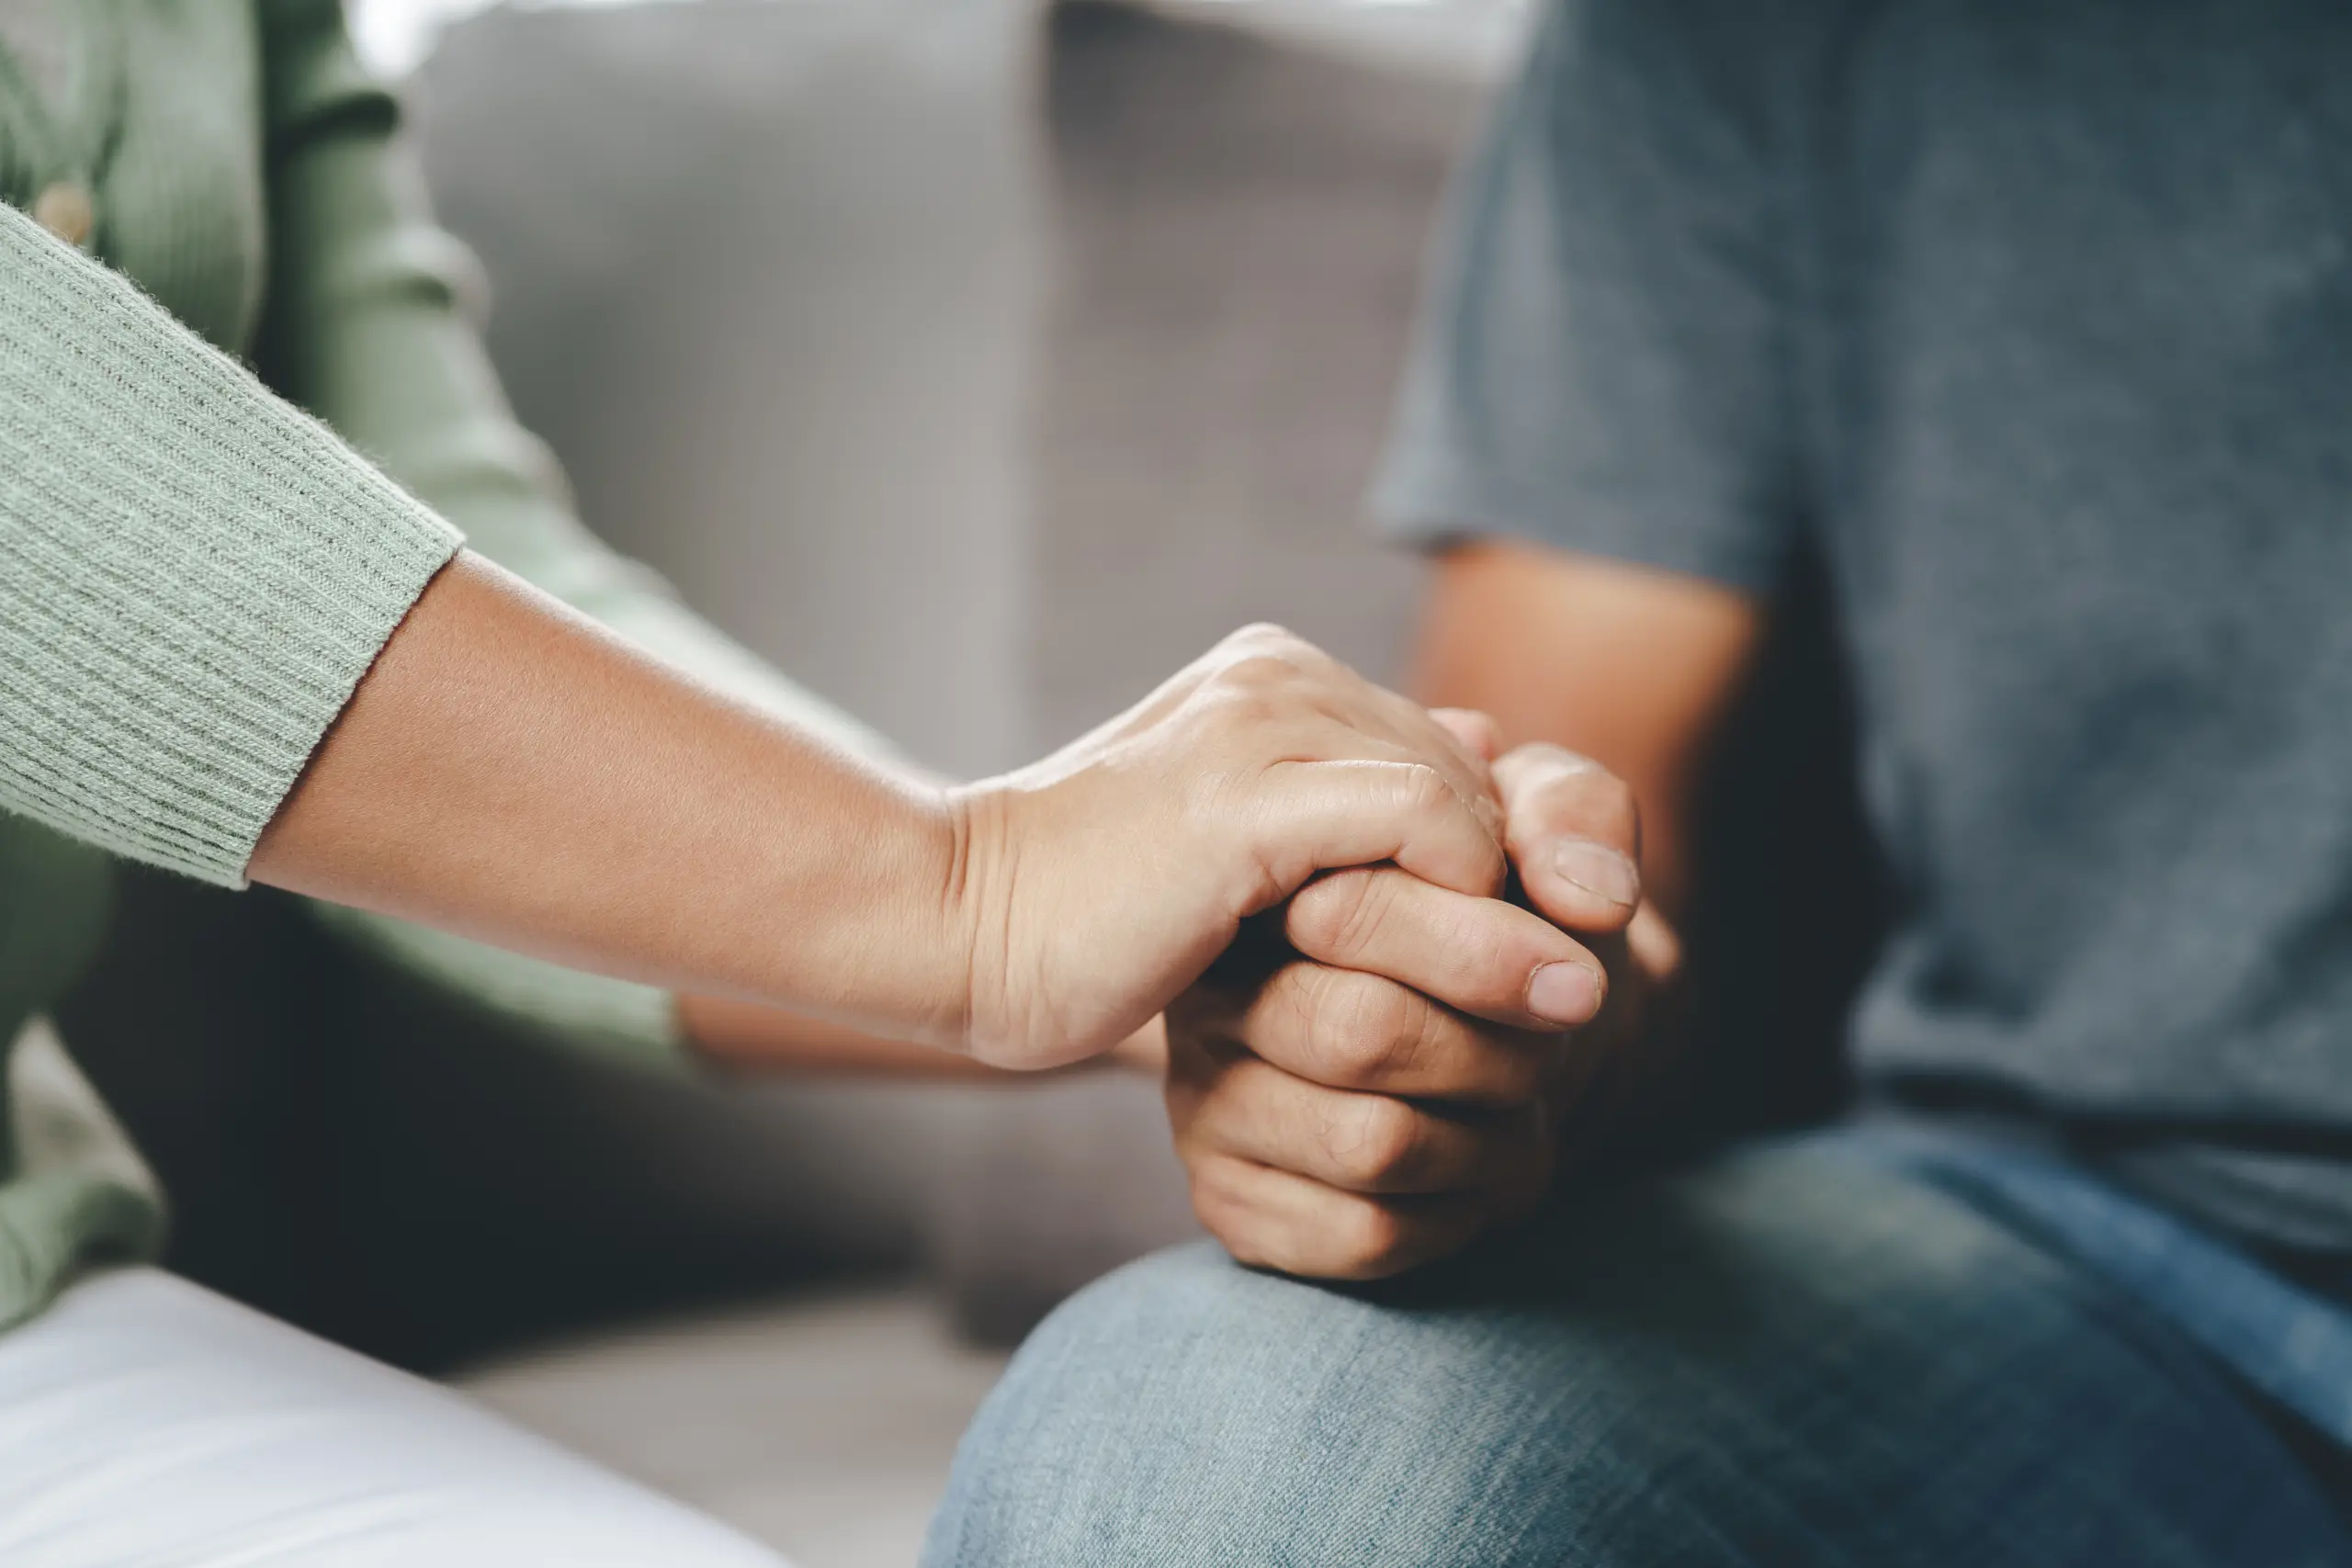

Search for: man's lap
xmin=924 ymin=1134 xmax=2352 ymax=1567
xmin=0 ymin=1268 xmax=787 ymax=1567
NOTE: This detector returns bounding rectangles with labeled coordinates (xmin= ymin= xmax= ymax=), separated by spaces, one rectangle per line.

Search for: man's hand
xmin=1166 ymin=723 xmax=1677 ymax=1280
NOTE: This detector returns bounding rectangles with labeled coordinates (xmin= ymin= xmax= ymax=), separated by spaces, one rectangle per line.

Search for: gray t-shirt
xmin=1378 ymin=0 xmax=2352 ymax=1251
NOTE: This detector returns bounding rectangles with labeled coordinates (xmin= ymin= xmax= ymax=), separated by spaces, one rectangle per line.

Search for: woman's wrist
xmin=893 ymin=776 xmax=980 ymax=1048
xmin=717 ymin=761 xmax=984 ymax=1050
xmin=933 ymin=777 xmax=1012 ymax=1055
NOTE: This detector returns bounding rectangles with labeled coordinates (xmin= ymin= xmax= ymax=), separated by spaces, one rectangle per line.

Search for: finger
xmin=1429 ymin=707 xmax=1503 ymax=762
xmin=1250 ymin=753 xmax=1507 ymax=903
xmin=1283 ymin=865 xmax=1606 ymax=1030
xmin=1204 ymin=633 xmax=1503 ymax=848
xmin=1179 ymin=963 xmax=1548 ymax=1104
xmin=1363 ymin=685 xmax=1500 ymax=822
xmin=1626 ymin=902 xmax=1684 ymax=987
xmin=1185 ymin=1153 xmax=1489 ymax=1281
xmin=1175 ymin=1049 xmax=1543 ymax=1195
xmin=1492 ymin=742 xmax=1644 ymax=933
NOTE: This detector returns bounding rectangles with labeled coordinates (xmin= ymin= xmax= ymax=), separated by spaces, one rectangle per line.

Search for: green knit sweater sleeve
xmin=0 ymin=202 xmax=462 ymax=887
xmin=250 ymin=0 xmax=896 ymax=1066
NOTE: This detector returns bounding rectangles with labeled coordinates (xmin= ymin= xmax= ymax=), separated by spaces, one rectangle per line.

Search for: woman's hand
xmin=945 ymin=626 xmax=1600 ymax=1070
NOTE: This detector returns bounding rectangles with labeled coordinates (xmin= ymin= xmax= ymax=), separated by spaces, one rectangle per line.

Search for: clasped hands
xmin=1162 ymin=717 xmax=1679 ymax=1280
xmin=949 ymin=625 xmax=1679 ymax=1281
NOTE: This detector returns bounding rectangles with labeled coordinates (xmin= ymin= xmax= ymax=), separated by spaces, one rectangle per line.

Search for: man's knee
xmin=921 ymin=1239 xmax=1654 ymax=1568
xmin=922 ymin=1146 xmax=2352 ymax=1568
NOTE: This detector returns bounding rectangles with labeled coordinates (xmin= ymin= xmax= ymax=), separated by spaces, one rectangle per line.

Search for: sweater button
xmin=31 ymin=181 xmax=94 ymax=246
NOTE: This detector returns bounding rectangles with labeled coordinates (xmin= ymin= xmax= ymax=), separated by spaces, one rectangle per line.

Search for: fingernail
xmin=1528 ymin=961 xmax=1604 ymax=1026
xmin=1552 ymin=840 xmax=1640 ymax=909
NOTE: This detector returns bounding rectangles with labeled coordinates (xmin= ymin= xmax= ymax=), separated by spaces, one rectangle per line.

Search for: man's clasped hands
xmin=944 ymin=625 xmax=1682 ymax=1280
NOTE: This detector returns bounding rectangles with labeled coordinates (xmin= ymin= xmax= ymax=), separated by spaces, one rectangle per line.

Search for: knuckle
xmin=1286 ymin=869 xmax=1388 ymax=959
xmin=1283 ymin=888 xmax=1341 ymax=955
xmin=1220 ymin=652 xmax=1299 ymax=693
xmin=1220 ymin=1231 xmax=1281 ymax=1272
xmin=1208 ymin=684 xmax=1282 ymax=734
xmin=1187 ymin=1176 xmax=1266 ymax=1264
xmin=1396 ymin=761 xmax=1456 ymax=820
xmin=1214 ymin=627 xmax=1325 ymax=692
xmin=1302 ymin=971 xmax=1419 ymax=1086
xmin=1328 ymin=1095 xmax=1422 ymax=1187
xmin=1338 ymin=1200 xmax=1411 ymax=1273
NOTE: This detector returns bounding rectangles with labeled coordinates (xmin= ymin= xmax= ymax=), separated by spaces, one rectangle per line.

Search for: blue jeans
xmin=923 ymin=1129 xmax=2352 ymax=1566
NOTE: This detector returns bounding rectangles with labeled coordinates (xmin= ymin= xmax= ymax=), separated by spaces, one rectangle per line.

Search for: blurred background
xmin=54 ymin=4 xmax=1871 ymax=1564
xmin=58 ymin=5 xmax=1521 ymax=1564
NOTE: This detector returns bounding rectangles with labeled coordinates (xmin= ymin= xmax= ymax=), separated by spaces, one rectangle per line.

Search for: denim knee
xmin=921 ymin=1146 xmax=2352 ymax=1568
xmin=920 ymin=1238 xmax=1595 ymax=1568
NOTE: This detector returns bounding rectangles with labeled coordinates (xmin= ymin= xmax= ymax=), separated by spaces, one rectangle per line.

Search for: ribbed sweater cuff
xmin=0 ymin=207 xmax=462 ymax=886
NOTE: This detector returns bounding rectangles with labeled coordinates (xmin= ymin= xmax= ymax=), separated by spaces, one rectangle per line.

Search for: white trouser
xmin=0 ymin=1268 xmax=792 ymax=1566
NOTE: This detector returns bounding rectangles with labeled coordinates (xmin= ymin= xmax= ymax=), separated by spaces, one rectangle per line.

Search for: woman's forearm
xmin=258 ymin=571 xmax=1527 ymax=1074
xmin=251 ymin=552 xmax=975 ymax=1045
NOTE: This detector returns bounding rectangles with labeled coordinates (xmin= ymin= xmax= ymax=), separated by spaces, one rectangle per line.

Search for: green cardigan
xmin=0 ymin=0 xmax=887 ymax=1328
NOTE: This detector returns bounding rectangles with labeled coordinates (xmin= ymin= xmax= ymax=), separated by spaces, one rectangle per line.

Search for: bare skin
xmin=1162 ymin=539 xmax=1764 ymax=1279
xmin=252 ymin=551 xmax=1600 ymax=1077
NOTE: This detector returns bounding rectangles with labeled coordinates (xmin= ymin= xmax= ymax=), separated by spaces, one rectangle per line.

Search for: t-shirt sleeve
xmin=1372 ymin=0 xmax=1809 ymax=592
